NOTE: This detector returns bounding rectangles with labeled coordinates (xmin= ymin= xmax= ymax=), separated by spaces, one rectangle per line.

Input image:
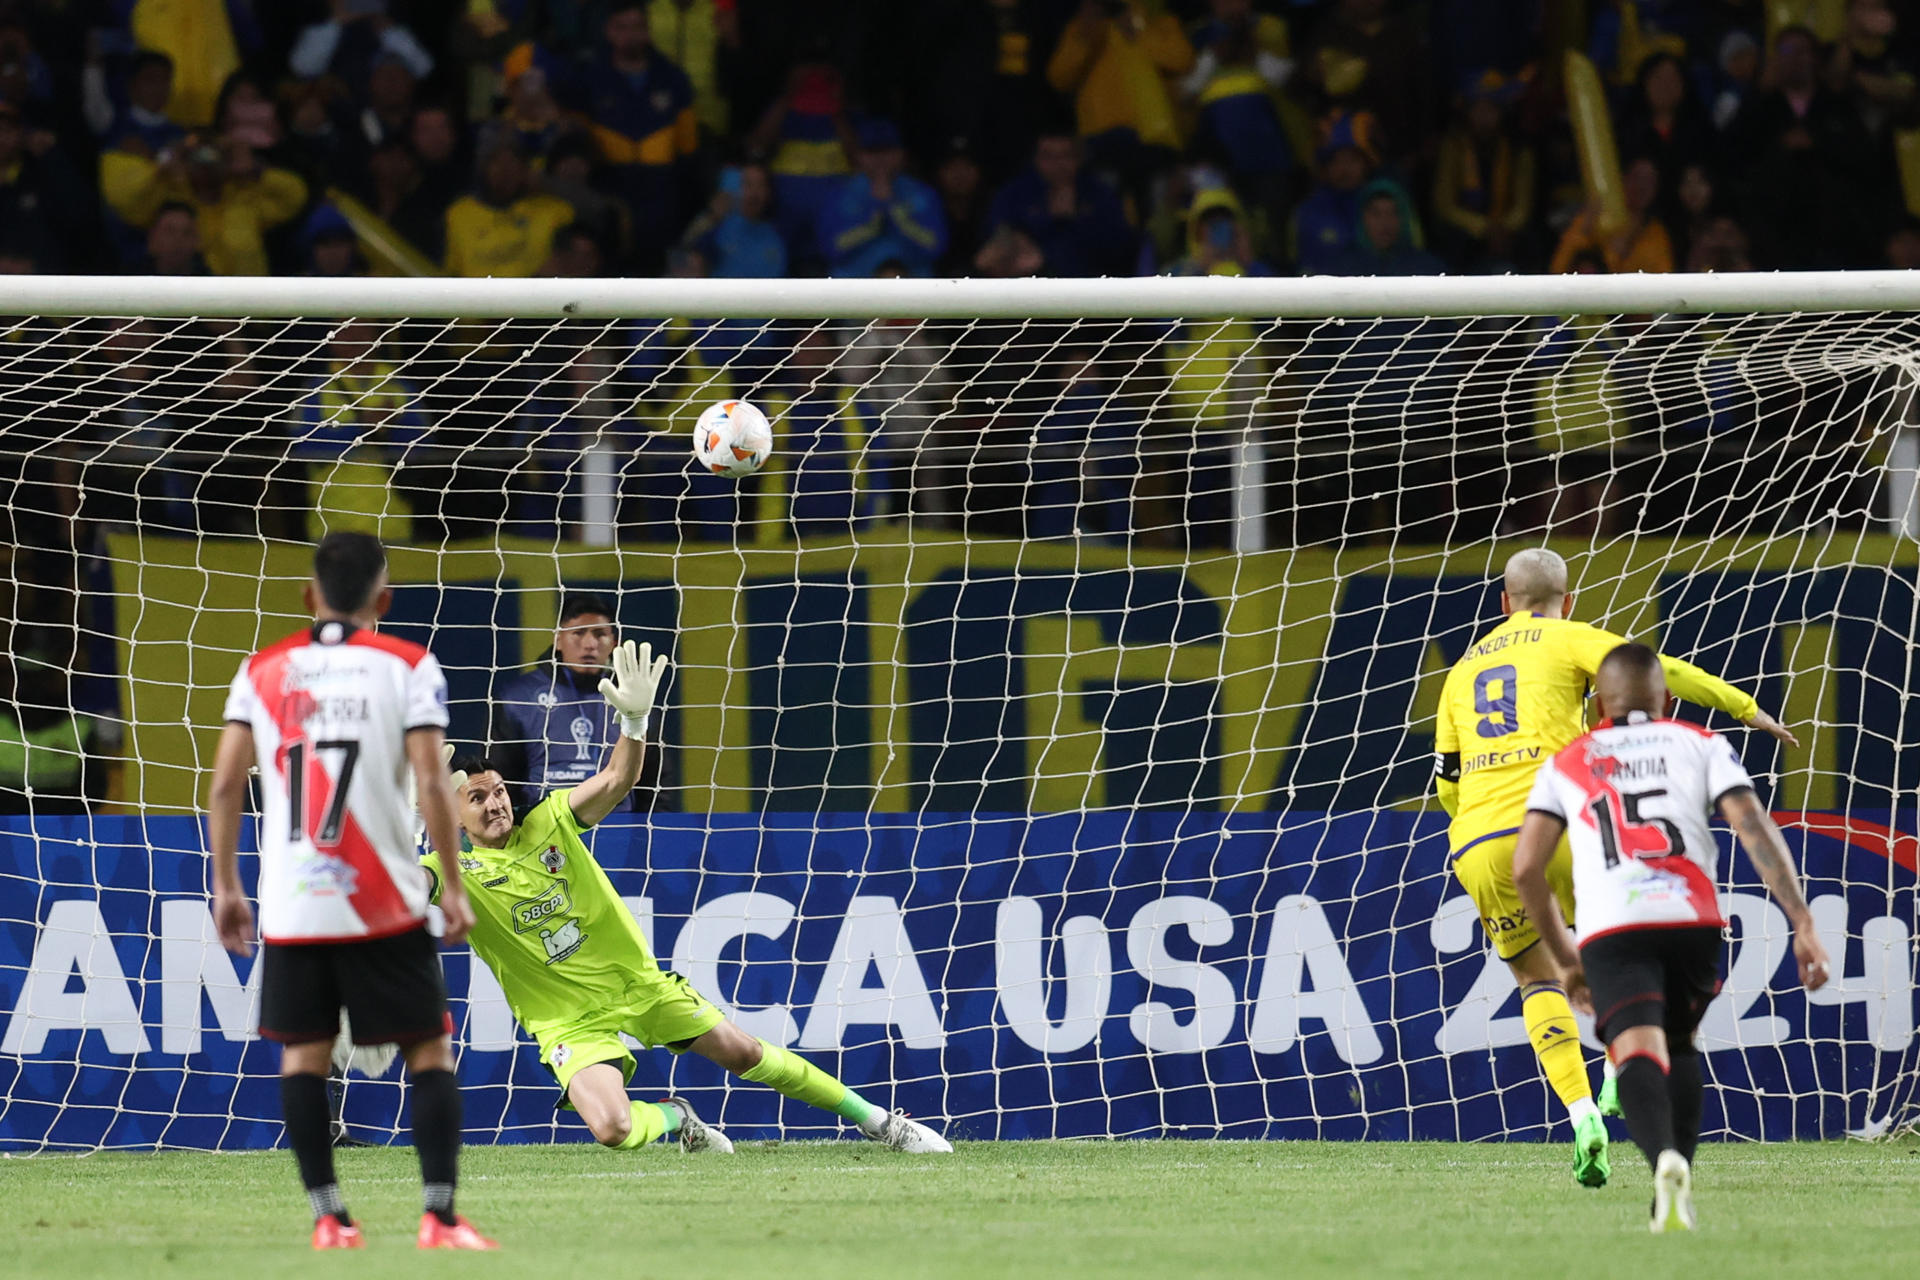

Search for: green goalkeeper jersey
xmin=422 ymin=789 xmax=660 ymax=1036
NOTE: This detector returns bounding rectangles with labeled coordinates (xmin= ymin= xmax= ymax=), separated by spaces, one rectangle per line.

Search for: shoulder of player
xmin=1546 ymin=732 xmax=1595 ymax=773
xmin=1660 ymin=717 xmax=1733 ymax=763
xmin=1443 ymin=621 xmax=1505 ymax=675
xmin=1537 ymin=616 xmax=1612 ymax=644
xmin=346 ymin=628 xmax=435 ymax=669
xmin=516 ymin=788 xmax=580 ymax=838
xmin=243 ymin=627 xmax=313 ymax=673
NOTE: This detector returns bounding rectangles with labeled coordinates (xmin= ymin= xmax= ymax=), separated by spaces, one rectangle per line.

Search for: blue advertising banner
xmin=2 ymin=810 xmax=1915 ymax=1150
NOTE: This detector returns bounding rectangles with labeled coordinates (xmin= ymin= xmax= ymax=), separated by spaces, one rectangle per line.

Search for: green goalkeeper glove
xmin=599 ymin=639 xmax=669 ymax=740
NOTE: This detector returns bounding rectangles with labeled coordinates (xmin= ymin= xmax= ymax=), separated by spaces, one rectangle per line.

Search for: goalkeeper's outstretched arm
xmin=567 ymin=640 xmax=670 ymax=829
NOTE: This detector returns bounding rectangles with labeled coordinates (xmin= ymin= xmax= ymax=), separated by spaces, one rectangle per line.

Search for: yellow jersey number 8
xmin=1473 ymin=665 xmax=1518 ymax=738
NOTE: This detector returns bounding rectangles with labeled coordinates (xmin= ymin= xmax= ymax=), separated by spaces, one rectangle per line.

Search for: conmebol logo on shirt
xmin=291 ymin=854 xmax=357 ymax=899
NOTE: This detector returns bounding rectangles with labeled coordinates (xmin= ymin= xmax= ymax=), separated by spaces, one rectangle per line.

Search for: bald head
xmin=1594 ymin=642 xmax=1668 ymax=721
xmin=1502 ymin=548 xmax=1571 ymax=616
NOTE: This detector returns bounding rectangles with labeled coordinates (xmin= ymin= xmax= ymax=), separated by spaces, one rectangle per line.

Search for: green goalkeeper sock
xmin=615 ymin=1101 xmax=676 ymax=1150
xmin=741 ymin=1041 xmax=882 ymax=1128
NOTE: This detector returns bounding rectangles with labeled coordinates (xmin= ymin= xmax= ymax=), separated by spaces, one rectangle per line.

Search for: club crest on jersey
xmin=292 ymin=854 xmax=357 ymax=899
xmin=535 ymin=691 xmax=558 ymax=709
xmin=550 ymin=1042 xmax=570 ymax=1068
xmin=541 ymin=845 xmax=565 ymax=873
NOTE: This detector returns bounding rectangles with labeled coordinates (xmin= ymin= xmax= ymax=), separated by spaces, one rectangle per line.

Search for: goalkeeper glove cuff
xmin=619 ymin=712 xmax=650 ymax=741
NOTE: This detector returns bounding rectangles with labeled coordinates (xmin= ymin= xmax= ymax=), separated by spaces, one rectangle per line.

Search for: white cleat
xmin=1649 ymin=1150 xmax=1694 ymax=1234
xmin=661 ymin=1096 xmax=734 ymax=1154
xmin=865 ymin=1109 xmax=952 ymax=1154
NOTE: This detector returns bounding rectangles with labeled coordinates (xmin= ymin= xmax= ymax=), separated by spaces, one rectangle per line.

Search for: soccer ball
xmin=692 ymin=399 xmax=773 ymax=478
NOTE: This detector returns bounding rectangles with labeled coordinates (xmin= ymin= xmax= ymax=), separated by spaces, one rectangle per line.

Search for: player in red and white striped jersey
xmin=1513 ymin=642 xmax=1830 ymax=1235
xmin=206 ymin=533 xmax=493 ymax=1252
xmin=222 ymin=605 xmax=451 ymax=944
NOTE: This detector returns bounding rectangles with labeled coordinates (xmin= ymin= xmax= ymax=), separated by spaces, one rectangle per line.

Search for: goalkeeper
xmin=423 ymin=639 xmax=950 ymax=1155
xmin=1433 ymin=549 xmax=1795 ymax=1189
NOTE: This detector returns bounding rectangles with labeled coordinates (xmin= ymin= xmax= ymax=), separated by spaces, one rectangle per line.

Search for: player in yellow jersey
xmin=1433 ymin=549 xmax=1795 ymax=1188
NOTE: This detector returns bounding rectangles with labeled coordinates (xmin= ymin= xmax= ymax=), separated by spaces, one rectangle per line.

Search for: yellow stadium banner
xmin=108 ymin=533 xmax=1917 ymax=817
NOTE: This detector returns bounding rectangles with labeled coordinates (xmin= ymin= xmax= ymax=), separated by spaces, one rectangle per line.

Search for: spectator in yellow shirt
xmin=1549 ymin=155 xmax=1675 ymax=275
xmin=128 ymin=0 xmax=250 ymax=127
xmin=1431 ymin=71 xmax=1536 ymax=273
xmin=648 ymin=0 xmax=737 ymax=138
xmin=443 ymin=135 xmax=576 ymax=278
xmin=99 ymin=133 xmax=306 ymax=276
xmin=1048 ymin=0 xmax=1193 ymax=214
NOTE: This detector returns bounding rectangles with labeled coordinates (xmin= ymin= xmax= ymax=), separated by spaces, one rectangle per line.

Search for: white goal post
xmin=0 ymin=271 xmax=1916 ymax=1151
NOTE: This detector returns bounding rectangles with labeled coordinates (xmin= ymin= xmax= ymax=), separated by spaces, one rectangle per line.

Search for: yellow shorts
xmin=1450 ymin=829 xmax=1575 ymax=961
xmin=535 ymin=971 xmax=726 ymax=1103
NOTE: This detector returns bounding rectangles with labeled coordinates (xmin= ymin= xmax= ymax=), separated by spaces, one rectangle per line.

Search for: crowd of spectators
xmin=0 ymin=1 xmax=1910 ymax=571
xmin=0 ymin=2 xmax=1902 ymax=290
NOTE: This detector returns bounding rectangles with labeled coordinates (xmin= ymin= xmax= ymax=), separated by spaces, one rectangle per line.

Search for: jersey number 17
xmin=285 ymin=739 xmax=362 ymax=846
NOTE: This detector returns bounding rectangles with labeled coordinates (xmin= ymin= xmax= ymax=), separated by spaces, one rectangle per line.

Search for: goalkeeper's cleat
xmin=1573 ymin=1110 xmax=1611 ymax=1188
xmin=661 ymin=1096 xmax=734 ymax=1154
xmin=417 ymin=1213 xmax=500 ymax=1251
xmin=311 ymin=1214 xmax=365 ymax=1250
xmin=1597 ymin=1073 xmax=1623 ymax=1119
xmin=866 ymin=1109 xmax=953 ymax=1154
xmin=1649 ymin=1150 xmax=1694 ymax=1233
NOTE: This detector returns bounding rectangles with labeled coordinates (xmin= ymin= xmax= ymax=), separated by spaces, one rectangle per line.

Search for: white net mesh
xmin=2 ymin=282 xmax=1917 ymax=1150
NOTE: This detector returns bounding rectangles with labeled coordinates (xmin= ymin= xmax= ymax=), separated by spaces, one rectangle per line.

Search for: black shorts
xmin=258 ymin=926 xmax=450 ymax=1047
xmin=1581 ymin=925 xmax=1723 ymax=1047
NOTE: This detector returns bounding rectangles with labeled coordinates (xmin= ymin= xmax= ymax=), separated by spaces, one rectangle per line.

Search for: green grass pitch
xmin=6 ymin=1139 xmax=1917 ymax=1278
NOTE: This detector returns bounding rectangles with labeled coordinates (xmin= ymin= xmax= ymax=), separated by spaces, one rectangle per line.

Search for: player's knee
xmin=402 ymin=1034 xmax=454 ymax=1074
xmin=589 ymin=1106 xmax=632 ymax=1147
xmin=725 ymin=1025 xmax=765 ymax=1073
xmin=1610 ymin=1023 xmax=1668 ymax=1067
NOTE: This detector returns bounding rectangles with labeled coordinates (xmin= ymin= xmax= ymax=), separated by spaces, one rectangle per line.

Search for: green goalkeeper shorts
xmin=535 ymin=970 xmax=726 ymax=1104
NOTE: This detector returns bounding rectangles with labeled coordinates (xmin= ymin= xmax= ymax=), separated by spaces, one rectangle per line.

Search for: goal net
xmin=1 ymin=273 xmax=1916 ymax=1151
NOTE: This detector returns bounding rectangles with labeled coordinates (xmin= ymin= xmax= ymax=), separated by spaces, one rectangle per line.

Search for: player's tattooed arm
xmin=1720 ymin=788 xmax=1830 ymax=990
xmin=1721 ymin=789 xmax=1810 ymax=921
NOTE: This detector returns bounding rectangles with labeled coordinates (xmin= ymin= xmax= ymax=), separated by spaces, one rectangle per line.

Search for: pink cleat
xmin=417 ymin=1213 xmax=500 ymax=1251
